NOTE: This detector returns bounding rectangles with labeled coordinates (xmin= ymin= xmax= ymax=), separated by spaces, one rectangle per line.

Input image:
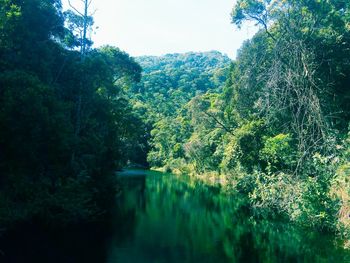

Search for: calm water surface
xmin=108 ymin=170 xmax=350 ymax=263
xmin=1 ymin=170 xmax=350 ymax=262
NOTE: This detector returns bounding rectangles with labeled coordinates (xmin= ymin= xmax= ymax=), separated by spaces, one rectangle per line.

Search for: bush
xmin=221 ymin=120 xmax=265 ymax=172
xmin=236 ymin=173 xmax=257 ymax=195
xmin=331 ymin=125 xmax=350 ymax=236
xmin=260 ymin=134 xmax=296 ymax=173
xmin=299 ymin=154 xmax=340 ymax=230
xmin=247 ymin=172 xmax=303 ymax=219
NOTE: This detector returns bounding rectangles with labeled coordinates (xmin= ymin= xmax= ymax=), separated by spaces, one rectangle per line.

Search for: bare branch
xmin=68 ymin=0 xmax=84 ymax=16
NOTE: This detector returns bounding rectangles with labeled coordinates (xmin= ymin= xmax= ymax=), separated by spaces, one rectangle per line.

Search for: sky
xmin=62 ymin=0 xmax=257 ymax=59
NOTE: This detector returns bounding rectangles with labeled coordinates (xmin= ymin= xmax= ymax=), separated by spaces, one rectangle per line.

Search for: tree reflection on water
xmin=109 ymin=170 xmax=350 ymax=263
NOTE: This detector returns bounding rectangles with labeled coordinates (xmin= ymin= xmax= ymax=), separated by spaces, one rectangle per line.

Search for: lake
xmin=1 ymin=170 xmax=349 ymax=262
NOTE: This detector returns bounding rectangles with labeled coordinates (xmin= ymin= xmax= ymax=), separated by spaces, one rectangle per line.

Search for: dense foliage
xmin=1 ymin=0 xmax=349 ymax=243
xmin=134 ymin=52 xmax=230 ymax=113
xmin=130 ymin=52 xmax=231 ymax=169
xmin=0 ymin=0 xmax=143 ymax=225
xmin=141 ymin=0 xmax=350 ymax=235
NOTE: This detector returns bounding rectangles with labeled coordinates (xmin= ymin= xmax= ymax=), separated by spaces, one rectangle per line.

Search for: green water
xmin=108 ymin=170 xmax=350 ymax=263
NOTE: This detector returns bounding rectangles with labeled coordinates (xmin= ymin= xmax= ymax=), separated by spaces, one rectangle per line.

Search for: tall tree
xmin=65 ymin=0 xmax=95 ymax=164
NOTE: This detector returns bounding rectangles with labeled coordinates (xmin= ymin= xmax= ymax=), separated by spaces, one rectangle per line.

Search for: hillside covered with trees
xmin=126 ymin=51 xmax=231 ymax=167
xmin=140 ymin=0 xmax=350 ymax=237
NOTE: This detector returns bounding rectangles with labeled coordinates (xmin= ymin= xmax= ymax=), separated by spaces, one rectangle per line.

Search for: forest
xmin=0 ymin=0 xmax=350 ymax=257
xmin=134 ymin=0 xmax=350 ymax=237
xmin=0 ymin=0 xmax=144 ymax=225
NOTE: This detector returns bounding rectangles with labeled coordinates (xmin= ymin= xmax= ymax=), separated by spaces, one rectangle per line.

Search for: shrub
xmin=248 ymin=171 xmax=303 ymax=219
xmin=221 ymin=120 xmax=265 ymax=172
xmin=299 ymin=154 xmax=340 ymax=230
xmin=331 ymin=126 xmax=350 ymax=236
xmin=260 ymin=134 xmax=295 ymax=173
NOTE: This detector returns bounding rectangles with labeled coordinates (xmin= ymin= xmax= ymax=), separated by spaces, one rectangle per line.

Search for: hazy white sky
xmin=62 ymin=0 xmax=256 ymax=59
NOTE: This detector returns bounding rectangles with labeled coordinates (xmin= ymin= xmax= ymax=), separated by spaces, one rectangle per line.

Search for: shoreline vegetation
xmin=144 ymin=0 xmax=350 ymax=246
xmin=150 ymin=127 xmax=350 ymax=241
xmin=0 ymin=0 xmax=350 ymax=255
xmin=152 ymin=155 xmax=350 ymax=247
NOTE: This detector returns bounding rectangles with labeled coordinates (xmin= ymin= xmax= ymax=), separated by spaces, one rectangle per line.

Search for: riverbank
xmin=113 ymin=170 xmax=350 ymax=262
xmin=154 ymin=160 xmax=350 ymax=248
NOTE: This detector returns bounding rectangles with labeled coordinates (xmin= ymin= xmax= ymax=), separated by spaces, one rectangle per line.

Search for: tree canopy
xmin=0 ymin=0 xmax=143 ymax=225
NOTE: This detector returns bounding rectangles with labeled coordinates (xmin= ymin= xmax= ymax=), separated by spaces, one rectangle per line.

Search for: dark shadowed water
xmin=1 ymin=170 xmax=350 ymax=262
